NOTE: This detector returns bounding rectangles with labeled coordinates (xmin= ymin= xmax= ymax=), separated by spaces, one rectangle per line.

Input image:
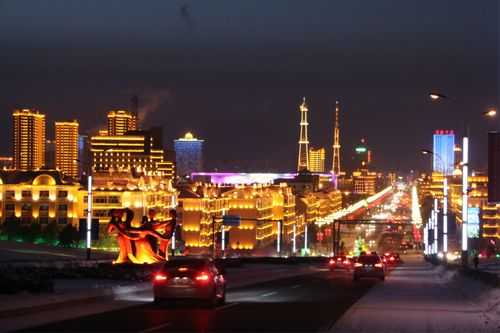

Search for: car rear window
xmin=164 ymin=259 xmax=207 ymax=270
xmin=357 ymin=256 xmax=381 ymax=264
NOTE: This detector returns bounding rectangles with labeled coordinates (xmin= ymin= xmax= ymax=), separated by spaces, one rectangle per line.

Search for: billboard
xmin=467 ymin=207 xmax=480 ymax=238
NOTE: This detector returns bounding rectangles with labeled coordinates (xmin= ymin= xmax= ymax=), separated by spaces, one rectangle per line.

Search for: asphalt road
xmin=21 ymin=269 xmax=378 ymax=333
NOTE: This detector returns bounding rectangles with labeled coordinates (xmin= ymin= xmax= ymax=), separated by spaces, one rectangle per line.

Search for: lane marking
xmin=260 ymin=291 xmax=278 ymax=297
xmin=138 ymin=322 xmax=171 ymax=333
xmin=290 ymin=284 xmax=302 ymax=289
xmin=216 ymin=302 xmax=240 ymax=311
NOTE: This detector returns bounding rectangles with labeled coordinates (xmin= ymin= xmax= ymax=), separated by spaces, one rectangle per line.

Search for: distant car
xmin=353 ymin=254 xmax=385 ymax=281
xmin=152 ymin=257 xmax=226 ymax=306
xmin=383 ymin=252 xmax=399 ymax=266
xmin=328 ymin=256 xmax=352 ymax=271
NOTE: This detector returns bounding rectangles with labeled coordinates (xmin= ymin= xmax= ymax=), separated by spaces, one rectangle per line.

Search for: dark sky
xmin=0 ymin=0 xmax=498 ymax=173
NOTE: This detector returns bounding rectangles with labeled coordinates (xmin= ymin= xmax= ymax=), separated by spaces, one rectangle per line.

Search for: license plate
xmin=173 ymin=277 xmax=190 ymax=285
xmin=365 ymin=266 xmax=372 ymax=271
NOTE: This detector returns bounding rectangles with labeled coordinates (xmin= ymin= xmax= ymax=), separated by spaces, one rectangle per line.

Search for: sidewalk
xmin=331 ymin=254 xmax=500 ymax=333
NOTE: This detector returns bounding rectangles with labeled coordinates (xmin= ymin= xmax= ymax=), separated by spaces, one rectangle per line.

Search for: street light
xmin=484 ymin=108 xmax=497 ymax=118
xmin=74 ymin=158 xmax=92 ymax=260
xmin=428 ymin=92 xmax=448 ymax=101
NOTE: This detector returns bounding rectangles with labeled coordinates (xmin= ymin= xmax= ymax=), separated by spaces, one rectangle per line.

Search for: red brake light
xmin=390 ymin=257 xmax=395 ymax=261
xmin=354 ymin=263 xmax=362 ymax=267
xmin=154 ymin=273 xmax=167 ymax=282
xmin=383 ymin=258 xmax=387 ymax=263
xmin=343 ymin=260 xmax=349 ymax=265
xmin=375 ymin=263 xmax=383 ymax=268
xmin=337 ymin=258 xmax=342 ymax=261
xmin=329 ymin=259 xmax=335 ymax=265
xmin=195 ymin=272 xmax=211 ymax=282
xmin=384 ymin=252 xmax=390 ymax=256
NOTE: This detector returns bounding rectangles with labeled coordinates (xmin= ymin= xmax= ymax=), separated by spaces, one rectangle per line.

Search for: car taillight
xmin=354 ymin=263 xmax=362 ymax=267
xmin=390 ymin=257 xmax=395 ymax=261
xmin=383 ymin=258 xmax=387 ymax=263
xmin=195 ymin=272 xmax=211 ymax=282
xmin=375 ymin=263 xmax=383 ymax=268
xmin=329 ymin=259 xmax=335 ymax=265
xmin=343 ymin=260 xmax=349 ymax=265
xmin=154 ymin=273 xmax=168 ymax=282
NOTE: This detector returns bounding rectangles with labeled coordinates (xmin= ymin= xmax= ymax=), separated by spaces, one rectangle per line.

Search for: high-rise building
xmin=44 ymin=140 xmax=55 ymax=169
xmin=297 ymin=98 xmax=310 ymax=171
xmin=352 ymin=169 xmax=377 ymax=195
xmin=332 ymin=100 xmax=341 ymax=175
xmin=107 ymin=110 xmax=137 ymax=136
xmin=12 ymin=109 xmax=46 ymax=171
xmin=309 ymin=147 xmax=326 ymax=173
xmin=55 ymin=120 xmax=79 ymax=178
xmin=488 ymin=131 xmax=500 ymax=203
xmin=78 ymin=134 xmax=91 ymax=178
xmin=433 ymin=130 xmax=455 ymax=175
xmin=174 ymin=132 xmax=204 ymax=177
xmin=91 ymin=128 xmax=172 ymax=177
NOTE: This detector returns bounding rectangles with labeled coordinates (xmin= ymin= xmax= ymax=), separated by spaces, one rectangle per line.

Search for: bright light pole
xmin=75 ymin=158 xmax=93 ymax=260
xmin=421 ymin=149 xmax=448 ymax=259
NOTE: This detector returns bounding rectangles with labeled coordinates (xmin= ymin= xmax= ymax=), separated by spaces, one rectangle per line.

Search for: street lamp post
xmin=75 ymin=158 xmax=92 ymax=260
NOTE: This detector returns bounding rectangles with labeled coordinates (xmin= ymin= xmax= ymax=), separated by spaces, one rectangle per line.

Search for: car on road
xmin=152 ymin=257 xmax=226 ymax=306
xmin=353 ymin=254 xmax=385 ymax=281
xmin=383 ymin=252 xmax=400 ymax=266
xmin=328 ymin=255 xmax=353 ymax=271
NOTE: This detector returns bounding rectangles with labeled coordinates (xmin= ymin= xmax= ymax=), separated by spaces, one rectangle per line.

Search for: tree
xmin=25 ymin=222 xmax=42 ymax=243
xmin=58 ymin=224 xmax=80 ymax=247
xmin=1 ymin=218 xmax=21 ymax=241
xmin=43 ymin=221 xmax=59 ymax=245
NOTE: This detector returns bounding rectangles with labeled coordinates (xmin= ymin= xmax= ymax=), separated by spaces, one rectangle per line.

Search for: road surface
xmin=21 ymin=268 xmax=377 ymax=332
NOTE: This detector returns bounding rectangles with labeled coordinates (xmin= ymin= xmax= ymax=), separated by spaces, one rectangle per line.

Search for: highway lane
xmin=22 ymin=269 xmax=378 ymax=332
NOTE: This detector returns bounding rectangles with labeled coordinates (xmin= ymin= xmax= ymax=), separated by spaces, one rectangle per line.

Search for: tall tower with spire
xmin=297 ymin=97 xmax=310 ymax=171
xmin=332 ymin=100 xmax=341 ymax=175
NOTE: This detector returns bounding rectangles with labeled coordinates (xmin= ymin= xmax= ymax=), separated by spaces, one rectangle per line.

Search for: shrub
xmin=58 ymin=224 xmax=80 ymax=247
xmin=42 ymin=221 xmax=59 ymax=245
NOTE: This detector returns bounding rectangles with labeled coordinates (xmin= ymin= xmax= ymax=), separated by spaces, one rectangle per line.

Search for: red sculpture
xmin=107 ymin=208 xmax=176 ymax=264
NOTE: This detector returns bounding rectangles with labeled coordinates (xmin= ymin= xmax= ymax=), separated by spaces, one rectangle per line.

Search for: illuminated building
xmin=107 ymin=110 xmax=137 ymax=136
xmin=44 ymin=140 xmax=55 ymax=169
xmin=309 ymin=147 xmax=326 ymax=173
xmin=488 ymin=132 xmax=500 ymax=202
xmin=79 ymin=171 xmax=177 ymax=226
xmin=91 ymin=128 xmax=173 ymax=177
xmin=449 ymin=172 xmax=500 ymax=244
xmin=174 ymin=132 xmax=204 ymax=177
xmin=352 ymin=169 xmax=377 ymax=195
xmin=12 ymin=109 xmax=46 ymax=171
xmin=433 ymin=130 xmax=455 ymax=175
xmin=55 ymin=121 xmax=79 ymax=178
xmin=297 ymin=97 xmax=310 ymax=171
xmin=0 ymin=170 xmax=80 ymax=226
xmin=221 ymin=184 xmax=297 ymax=253
xmin=0 ymin=157 xmax=13 ymax=170
xmin=332 ymin=100 xmax=341 ymax=175
xmin=177 ymin=185 xmax=229 ymax=251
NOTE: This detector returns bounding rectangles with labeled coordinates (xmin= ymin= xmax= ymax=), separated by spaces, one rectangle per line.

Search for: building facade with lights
xmin=0 ymin=171 xmax=80 ymax=226
xmin=80 ymin=171 xmax=177 ymax=227
xmin=174 ymin=132 xmax=204 ymax=177
xmin=309 ymin=147 xmax=326 ymax=173
xmin=352 ymin=169 xmax=377 ymax=195
xmin=12 ymin=109 xmax=46 ymax=171
xmin=107 ymin=110 xmax=137 ymax=136
xmin=91 ymin=128 xmax=173 ymax=178
xmin=55 ymin=121 xmax=79 ymax=179
xmin=433 ymin=130 xmax=455 ymax=175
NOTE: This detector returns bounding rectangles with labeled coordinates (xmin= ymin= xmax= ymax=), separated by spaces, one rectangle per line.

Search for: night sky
xmin=0 ymin=0 xmax=498 ymax=173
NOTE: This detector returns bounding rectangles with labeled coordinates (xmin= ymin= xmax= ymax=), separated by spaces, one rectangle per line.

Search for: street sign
xmin=222 ymin=215 xmax=241 ymax=227
xmin=79 ymin=218 xmax=100 ymax=241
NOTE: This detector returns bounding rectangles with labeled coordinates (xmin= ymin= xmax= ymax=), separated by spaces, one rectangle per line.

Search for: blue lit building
xmin=432 ymin=130 xmax=455 ymax=175
xmin=174 ymin=132 xmax=204 ymax=177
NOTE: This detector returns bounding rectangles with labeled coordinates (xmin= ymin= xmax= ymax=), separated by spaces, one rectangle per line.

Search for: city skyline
xmin=0 ymin=1 xmax=497 ymax=172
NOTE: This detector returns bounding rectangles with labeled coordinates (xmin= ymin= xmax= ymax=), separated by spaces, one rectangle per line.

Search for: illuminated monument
xmin=297 ymin=97 xmax=310 ymax=171
xmin=433 ymin=130 xmax=455 ymax=175
xmin=332 ymin=100 xmax=341 ymax=175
